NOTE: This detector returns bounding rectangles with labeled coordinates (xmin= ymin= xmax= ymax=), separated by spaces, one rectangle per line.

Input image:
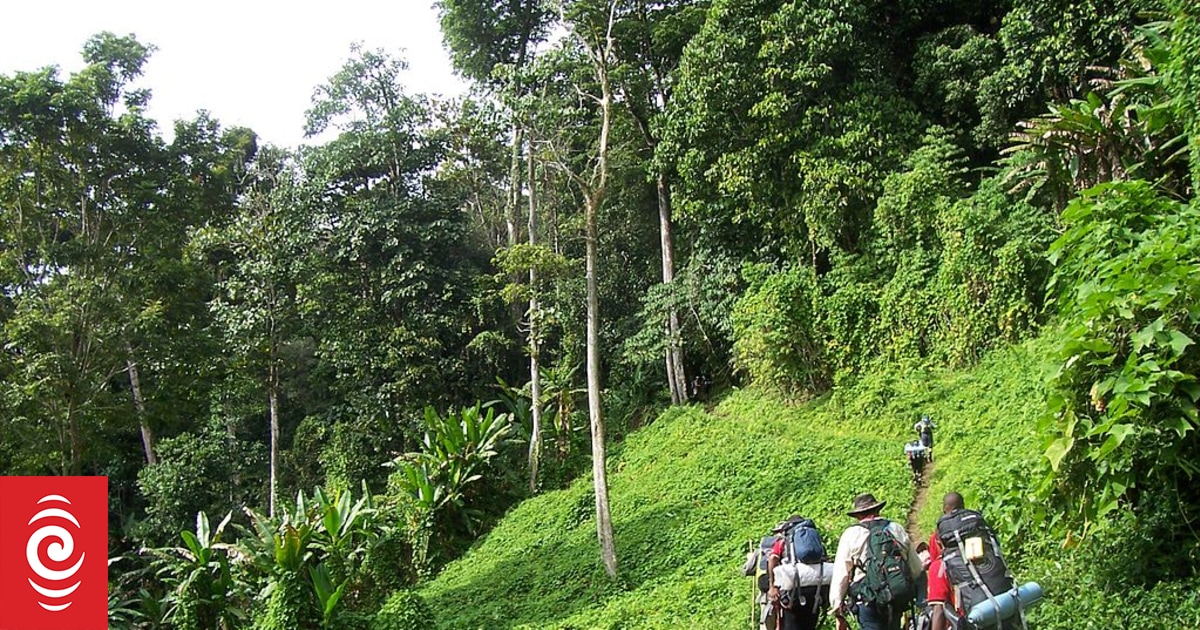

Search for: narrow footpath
xmin=906 ymin=459 xmax=935 ymax=543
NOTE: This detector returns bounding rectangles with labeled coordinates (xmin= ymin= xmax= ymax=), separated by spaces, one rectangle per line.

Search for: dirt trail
xmin=906 ymin=459 xmax=935 ymax=543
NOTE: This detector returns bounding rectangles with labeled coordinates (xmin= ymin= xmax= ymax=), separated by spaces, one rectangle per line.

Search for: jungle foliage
xmin=1 ymin=0 xmax=1198 ymax=626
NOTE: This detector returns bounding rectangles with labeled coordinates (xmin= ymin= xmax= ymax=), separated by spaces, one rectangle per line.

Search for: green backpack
xmin=850 ymin=519 xmax=915 ymax=610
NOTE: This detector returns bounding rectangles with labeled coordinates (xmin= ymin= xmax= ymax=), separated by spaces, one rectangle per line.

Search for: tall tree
xmin=0 ymin=33 xmax=185 ymax=473
xmin=612 ymin=0 xmax=707 ymax=403
xmin=526 ymin=138 xmax=545 ymax=492
xmin=558 ymin=0 xmax=621 ymax=578
xmin=440 ymin=0 xmax=558 ymax=488
xmin=198 ymin=146 xmax=299 ymax=517
xmin=298 ymin=46 xmax=493 ymax=489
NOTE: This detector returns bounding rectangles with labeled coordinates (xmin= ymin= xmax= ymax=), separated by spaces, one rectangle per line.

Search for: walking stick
xmin=749 ymin=540 xmax=758 ymax=630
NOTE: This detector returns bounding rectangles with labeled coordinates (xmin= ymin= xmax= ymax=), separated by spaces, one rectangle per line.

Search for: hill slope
xmin=422 ymin=340 xmax=1052 ymax=629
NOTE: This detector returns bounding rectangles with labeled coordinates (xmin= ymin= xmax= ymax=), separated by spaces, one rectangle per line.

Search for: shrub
xmin=929 ymin=178 xmax=1053 ymax=365
xmin=136 ymin=428 xmax=264 ymax=545
xmin=1042 ymin=181 xmax=1200 ymax=529
xmin=254 ymin=571 xmax=311 ymax=630
xmin=731 ymin=265 xmax=829 ymax=396
xmin=874 ymin=249 xmax=938 ymax=361
xmin=372 ymin=590 xmax=435 ymax=630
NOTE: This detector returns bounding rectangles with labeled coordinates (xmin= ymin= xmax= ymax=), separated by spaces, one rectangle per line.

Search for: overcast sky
xmin=0 ymin=0 xmax=467 ymax=148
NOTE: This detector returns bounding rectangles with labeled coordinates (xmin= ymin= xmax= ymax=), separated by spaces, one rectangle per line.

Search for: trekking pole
xmin=750 ymin=578 xmax=755 ymax=630
xmin=749 ymin=540 xmax=757 ymax=630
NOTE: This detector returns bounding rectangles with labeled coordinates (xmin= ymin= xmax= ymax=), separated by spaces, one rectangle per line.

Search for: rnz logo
xmin=27 ymin=494 xmax=87 ymax=611
xmin=0 ymin=476 xmax=108 ymax=630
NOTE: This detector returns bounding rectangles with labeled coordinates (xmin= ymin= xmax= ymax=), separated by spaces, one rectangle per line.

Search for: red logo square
xmin=0 ymin=477 xmax=108 ymax=630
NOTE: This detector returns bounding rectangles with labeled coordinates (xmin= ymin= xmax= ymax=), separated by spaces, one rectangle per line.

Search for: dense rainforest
xmin=0 ymin=0 xmax=1198 ymax=627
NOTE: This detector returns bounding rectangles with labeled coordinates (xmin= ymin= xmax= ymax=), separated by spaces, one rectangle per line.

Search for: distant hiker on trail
xmin=830 ymin=493 xmax=923 ymax=630
xmin=904 ymin=441 xmax=929 ymax=482
xmin=692 ymin=374 xmax=712 ymax=401
xmin=914 ymin=416 xmax=936 ymax=450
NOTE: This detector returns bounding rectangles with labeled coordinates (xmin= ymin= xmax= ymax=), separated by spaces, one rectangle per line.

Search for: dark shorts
xmin=778 ymin=586 xmax=827 ymax=630
xmin=856 ymin=602 xmax=905 ymax=630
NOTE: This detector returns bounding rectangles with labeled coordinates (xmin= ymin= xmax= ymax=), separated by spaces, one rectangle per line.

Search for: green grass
xmin=422 ymin=338 xmax=1060 ymax=629
xmin=421 ymin=335 xmax=1200 ymax=628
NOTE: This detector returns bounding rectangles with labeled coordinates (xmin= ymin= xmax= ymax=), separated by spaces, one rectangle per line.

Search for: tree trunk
xmin=586 ymin=192 xmax=617 ymax=578
xmin=657 ymin=173 xmax=688 ymax=404
xmin=126 ymin=344 xmax=156 ymax=465
xmin=586 ymin=21 xmax=618 ymax=577
xmin=268 ymin=360 xmax=280 ymax=518
xmin=67 ymin=406 xmax=82 ymax=476
xmin=528 ymin=138 xmax=543 ymax=494
xmin=508 ymin=123 xmax=526 ymax=323
xmin=507 ymin=123 xmax=524 ymax=248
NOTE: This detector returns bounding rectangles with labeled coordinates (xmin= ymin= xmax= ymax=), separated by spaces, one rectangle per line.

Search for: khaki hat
xmin=847 ymin=493 xmax=886 ymax=517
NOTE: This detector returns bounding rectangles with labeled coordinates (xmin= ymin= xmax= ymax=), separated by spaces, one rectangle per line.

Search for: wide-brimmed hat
xmin=772 ymin=515 xmax=804 ymax=533
xmin=847 ymin=493 xmax=886 ymax=517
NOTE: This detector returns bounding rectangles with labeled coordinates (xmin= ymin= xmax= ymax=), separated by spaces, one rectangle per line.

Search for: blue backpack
xmin=783 ymin=518 xmax=826 ymax=564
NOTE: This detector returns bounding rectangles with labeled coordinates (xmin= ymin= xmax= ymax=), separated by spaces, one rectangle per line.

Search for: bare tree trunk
xmin=507 ymin=124 xmax=524 ymax=248
xmin=126 ymin=342 xmax=156 ymax=465
xmin=508 ymin=123 xmax=526 ymax=323
xmin=585 ymin=8 xmax=619 ymax=577
xmin=268 ymin=361 xmax=280 ymax=518
xmin=657 ymin=173 xmax=688 ymax=404
xmin=528 ymin=138 xmax=543 ymax=494
xmin=619 ymin=2 xmax=688 ymax=406
xmin=586 ymin=192 xmax=617 ymax=578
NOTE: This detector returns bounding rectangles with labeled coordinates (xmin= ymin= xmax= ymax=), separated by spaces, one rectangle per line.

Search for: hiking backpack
xmin=851 ymin=519 xmax=916 ymax=610
xmin=752 ymin=535 xmax=781 ymax=593
xmin=782 ymin=518 xmax=826 ymax=565
xmin=935 ymin=509 xmax=1018 ymax=629
xmin=778 ymin=519 xmax=830 ymax=618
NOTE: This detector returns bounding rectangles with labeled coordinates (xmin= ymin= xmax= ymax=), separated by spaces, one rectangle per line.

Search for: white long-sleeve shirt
xmin=828 ymin=517 xmax=924 ymax=611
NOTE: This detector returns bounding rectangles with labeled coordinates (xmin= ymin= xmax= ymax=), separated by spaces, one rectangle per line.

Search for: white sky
xmin=0 ymin=0 xmax=468 ymax=148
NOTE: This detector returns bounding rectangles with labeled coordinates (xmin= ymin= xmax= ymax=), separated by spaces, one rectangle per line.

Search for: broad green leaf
xmin=1168 ymin=330 xmax=1194 ymax=356
xmin=1045 ymin=436 xmax=1075 ymax=471
xmin=180 ymin=530 xmax=202 ymax=558
xmin=196 ymin=511 xmax=211 ymax=549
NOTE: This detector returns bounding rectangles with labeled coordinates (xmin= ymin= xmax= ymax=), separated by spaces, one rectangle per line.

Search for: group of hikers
xmin=744 ymin=416 xmax=1040 ymax=630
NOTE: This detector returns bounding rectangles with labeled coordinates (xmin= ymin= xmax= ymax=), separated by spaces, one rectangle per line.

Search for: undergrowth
xmin=423 ymin=335 xmax=1200 ymax=628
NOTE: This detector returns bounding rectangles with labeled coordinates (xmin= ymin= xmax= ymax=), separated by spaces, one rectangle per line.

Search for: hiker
xmin=691 ymin=374 xmax=712 ymax=401
xmin=767 ymin=515 xmax=832 ymax=630
xmin=914 ymin=416 xmax=936 ymax=450
xmin=904 ymin=441 xmax=928 ymax=482
xmin=932 ymin=492 xmax=1023 ymax=630
xmin=744 ymin=533 xmax=781 ymax=630
xmin=926 ymin=493 xmax=961 ymax=630
xmin=830 ymin=493 xmax=924 ymax=630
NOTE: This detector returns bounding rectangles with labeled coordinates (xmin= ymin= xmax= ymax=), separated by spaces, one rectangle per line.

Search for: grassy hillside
xmin=422 ymin=340 xmax=1054 ymax=629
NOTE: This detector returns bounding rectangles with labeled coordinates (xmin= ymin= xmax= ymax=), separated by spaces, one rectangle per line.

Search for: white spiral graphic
xmin=26 ymin=494 xmax=85 ymax=612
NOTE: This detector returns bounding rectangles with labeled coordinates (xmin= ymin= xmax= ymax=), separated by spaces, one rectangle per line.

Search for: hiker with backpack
xmin=929 ymin=492 xmax=1033 ymax=630
xmin=744 ymin=534 xmax=781 ymax=630
xmin=915 ymin=416 xmax=936 ymax=450
xmin=766 ymin=515 xmax=833 ymax=630
xmin=926 ymin=493 xmax=964 ymax=630
xmin=904 ymin=441 xmax=929 ymax=482
xmin=829 ymin=493 xmax=924 ymax=630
